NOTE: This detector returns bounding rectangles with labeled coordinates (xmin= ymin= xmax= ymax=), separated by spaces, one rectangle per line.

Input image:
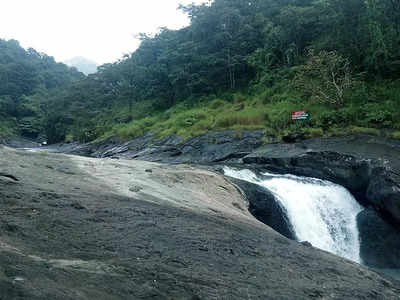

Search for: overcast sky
xmin=0 ymin=0 xmax=208 ymax=65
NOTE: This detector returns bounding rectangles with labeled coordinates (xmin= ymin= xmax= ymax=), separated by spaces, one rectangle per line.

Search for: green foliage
xmin=362 ymin=104 xmax=393 ymax=127
xmin=0 ymin=118 xmax=17 ymax=139
xmin=316 ymin=109 xmax=354 ymax=129
xmin=210 ymin=98 xmax=227 ymax=109
xmin=0 ymin=39 xmax=83 ymax=139
xmin=2 ymin=0 xmax=400 ymax=143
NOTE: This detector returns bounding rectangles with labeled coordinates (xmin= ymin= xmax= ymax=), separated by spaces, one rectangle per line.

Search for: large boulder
xmin=357 ymin=208 xmax=400 ymax=268
xmin=228 ymin=178 xmax=296 ymax=240
xmin=366 ymin=167 xmax=400 ymax=225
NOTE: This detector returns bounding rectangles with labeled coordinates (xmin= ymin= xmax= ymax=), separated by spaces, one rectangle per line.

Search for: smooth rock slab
xmin=0 ymin=146 xmax=399 ymax=299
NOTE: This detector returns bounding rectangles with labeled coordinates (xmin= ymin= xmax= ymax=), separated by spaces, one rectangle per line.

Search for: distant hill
xmin=64 ymin=56 xmax=98 ymax=75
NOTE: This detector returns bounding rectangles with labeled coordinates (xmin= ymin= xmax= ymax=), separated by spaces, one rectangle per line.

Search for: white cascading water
xmin=224 ymin=167 xmax=364 ymax=263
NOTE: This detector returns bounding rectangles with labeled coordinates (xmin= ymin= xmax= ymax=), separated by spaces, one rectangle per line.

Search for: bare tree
xmin=294 ymin=49 xmax=356 ymax=107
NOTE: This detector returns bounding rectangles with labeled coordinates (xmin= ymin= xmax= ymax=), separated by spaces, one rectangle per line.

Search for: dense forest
xmin=1 ymin=0 xmax=400 ymax=143
xmin=0 ymin=39 xmax=83 ymax=139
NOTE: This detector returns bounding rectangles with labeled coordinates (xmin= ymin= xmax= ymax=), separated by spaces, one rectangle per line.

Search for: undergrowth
xmin=0 ymin=118 xmax=17 ymax=139
xmin=86 ymin=79 xmax=400 ymax=143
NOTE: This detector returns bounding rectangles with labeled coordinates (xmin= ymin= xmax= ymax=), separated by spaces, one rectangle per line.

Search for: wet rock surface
xmin=357 ymin=208 xmax=400 ymax=269
xmin=1 ymin=137 xmax=41 ymax=149
xmin=243 ymin=150 xmax=400 ymax=225
xmin=52 ymin=130 xmax=264 ymax=164
xmin=228 ymin=178 xmax=296 ymax=240
xmin=33 ymin=132 xmax=400 ymax=227
xmin=1 ymin=146 xmax=400 ymax=299
xmin=5 ymin=133 xmax=400 ymax=226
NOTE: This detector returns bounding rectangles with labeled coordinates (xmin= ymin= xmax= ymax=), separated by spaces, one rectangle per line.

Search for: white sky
xmin=0 ymin=0 xmax=207 ymax=65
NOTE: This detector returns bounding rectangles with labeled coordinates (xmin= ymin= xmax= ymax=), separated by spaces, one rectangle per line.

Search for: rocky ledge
xmin=55 ymin=132 xmax=400 ymax=227
xmin=1 ymin=145 xmax=399 ymax=299
xmin=243 ymin=150 xmax=400 ymax=226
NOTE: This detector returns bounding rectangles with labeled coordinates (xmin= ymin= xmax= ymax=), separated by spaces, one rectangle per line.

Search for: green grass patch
xmin=305 ymin=127 xmax=324 ymax=138
xmin=349 ymin=126 xmax=380 ymax=136
xmin=391 ymin=131 xmax=400 ymax=139
xmin=97 ymin=79 xmax=400 ymax=143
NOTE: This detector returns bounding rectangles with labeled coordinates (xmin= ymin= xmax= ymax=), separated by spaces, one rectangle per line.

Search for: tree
xmin=294 ymin=49 xmax=357 ymax=107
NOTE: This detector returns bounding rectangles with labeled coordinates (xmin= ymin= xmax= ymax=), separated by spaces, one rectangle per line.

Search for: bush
xmin=316 ymin=109 xmax=353 ymax=129
xmin=361 ymin=103 xmax=393 ymax=127
xmin=210 ymin=99 xmax=226 ymax=109
xmin=268 ymin=101 xmax=296 ymax=131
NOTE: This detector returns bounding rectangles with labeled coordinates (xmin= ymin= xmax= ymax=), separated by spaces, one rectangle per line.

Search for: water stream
xmin=224 ymin=167 xmax=364 ymax=263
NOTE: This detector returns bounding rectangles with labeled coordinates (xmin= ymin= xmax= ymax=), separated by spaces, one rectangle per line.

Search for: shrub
xmin=361 ymin=103 xmax=394 ymax=127
xmin=233 ymin=93 xmax=247 ymax=103
xmin=210 ymin=99 xmax=226 ymax=109
xmin=316 ymin=109 xmax=353 ymax=129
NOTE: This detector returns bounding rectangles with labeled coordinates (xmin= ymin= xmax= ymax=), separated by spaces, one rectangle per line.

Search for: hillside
xmin=1 ymin=0 xmax=400 ymax=144
xmin=0 ymin=39 xmax=84 ymax=139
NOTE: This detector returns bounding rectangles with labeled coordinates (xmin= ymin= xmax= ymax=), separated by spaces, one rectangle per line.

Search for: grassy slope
xmin=94 ymin=79 xmax=400 ymax=143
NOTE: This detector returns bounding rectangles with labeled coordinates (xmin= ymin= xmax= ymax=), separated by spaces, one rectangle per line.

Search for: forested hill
xmin=0 ymin=39 xmax=84 ymax=138
xmin=2 ymin=0 xmax=400 ymax=143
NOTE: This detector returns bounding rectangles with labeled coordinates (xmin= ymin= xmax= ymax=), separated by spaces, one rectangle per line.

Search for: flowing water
xmin=224 ymin=167 xmax=364 ymax=263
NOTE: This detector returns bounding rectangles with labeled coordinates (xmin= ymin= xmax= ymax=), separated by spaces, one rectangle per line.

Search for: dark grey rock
xmin=243 ymin=150 xmax=400 ymax=225
xmin=357 ymin=208 xmax=400 ymax=268
xmin=1 ymin=146 xmax=400 ymax=299
xmin=2 ymin=137 xmax=41 ymax=148
xmin=129 ymin=185 xmax=143 ymax=193
xmin=17 ymin=131 xmax=400 ymax=227
xmin=65 ymin=130 xmax=264 ymax=164
xmin=301 ymin=241 xmax=313 ymax=247
xmin=229 ymin=177 xmax=296 ymax=240
xmin=366 ymin=167 xmax=400 ymax=225
xmin=282 ymin=132 xmax=306 ymax=143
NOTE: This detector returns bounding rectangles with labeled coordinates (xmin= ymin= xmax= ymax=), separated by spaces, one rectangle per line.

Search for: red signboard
xmin=291 ymin=110 xmax=309 ymax=120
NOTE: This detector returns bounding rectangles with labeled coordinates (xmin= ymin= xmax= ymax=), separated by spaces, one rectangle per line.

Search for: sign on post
xmin=291 ymin=110 xmax=309 ymax=120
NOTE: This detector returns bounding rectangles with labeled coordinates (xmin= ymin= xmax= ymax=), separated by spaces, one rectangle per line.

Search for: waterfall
xmin=224 ymin=167 xmax=364 ymax=263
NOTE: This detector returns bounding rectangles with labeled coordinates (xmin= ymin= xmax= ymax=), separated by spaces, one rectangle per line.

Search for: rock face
xmin=42 ymin=133 xmax=400 ymax=227
xmin=243 ymin=150 xmax=400 ymax=225
xmin=357 ymin=208 xmax=400 ymax=268
xmin=56 ymin=130 xmax=264 ymax=163
xmin=228 ymin=178 xmax=296 ymax=240
xmin=1 ymin=146 xmax=399 ymax=299
xmin=366 ymin=167 xmax=400 ymax=225
xmin=1 ymin=137 xmax=41 ymax=148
